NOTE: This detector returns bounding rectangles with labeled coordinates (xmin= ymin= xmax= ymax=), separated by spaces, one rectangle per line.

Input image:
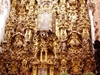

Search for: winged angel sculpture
xmin=0 ymin=0 xmax=10 ymax=51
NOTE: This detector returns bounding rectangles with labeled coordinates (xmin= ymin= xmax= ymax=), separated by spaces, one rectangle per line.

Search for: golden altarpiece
xmin=0 ymin=0 xmax=95 ymax=75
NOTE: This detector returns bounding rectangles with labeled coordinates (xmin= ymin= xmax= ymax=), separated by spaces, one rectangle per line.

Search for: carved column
xmin=50 ymin=66 xmax=54 ymax=75
xmin=38 ymin=67 xmax=40 ymax=75
xmin=45 ymin=67 xmax=47 ymax=75
xmin=40 ymin=50 xmax=42 ymax=61
xmin=32 ymin=66 xmax=37 ymax=75
xmin=45 ymin=50 xmax=47 ymax=61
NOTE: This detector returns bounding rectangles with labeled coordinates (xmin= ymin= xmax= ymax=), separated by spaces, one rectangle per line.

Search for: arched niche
xmin=37 ymin=2 xmax=54 ymax=32
xmin=67 ymin=32 xmax=82 ymax=47
xmin=39 ymin=12 xmax=51 ymax=31
xmin=11 ymin=32 xmax=24 ymax=50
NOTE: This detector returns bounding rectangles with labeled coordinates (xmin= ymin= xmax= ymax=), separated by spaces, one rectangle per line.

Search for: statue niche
xmin=20 ymin=59 xmax=31 ymax=75
xmin=24 ymin=28 xmax=34 ymax=42
xmin=70 ymin=56 xmax=82 ymax=75
xmin=12 ymin=33 xmax=24 ymax=50
xmin=40 ymin=68 xmax=46 ymax=75
xmin=38 ymin=2 xmax=53 ymax=31
xmin=67 ymin=32 xmax=81 ymax=48
xmin=39 ymin=12 xmax=51 ymax=31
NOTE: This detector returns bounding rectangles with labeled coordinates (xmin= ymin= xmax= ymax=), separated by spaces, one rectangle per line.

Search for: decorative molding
xmin=0 ymin=0 xmax=95 ymax=75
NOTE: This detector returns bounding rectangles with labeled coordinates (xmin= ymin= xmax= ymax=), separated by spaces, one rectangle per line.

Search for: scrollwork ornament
xmin=0 ymin=0 xmax=95 ymax=75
